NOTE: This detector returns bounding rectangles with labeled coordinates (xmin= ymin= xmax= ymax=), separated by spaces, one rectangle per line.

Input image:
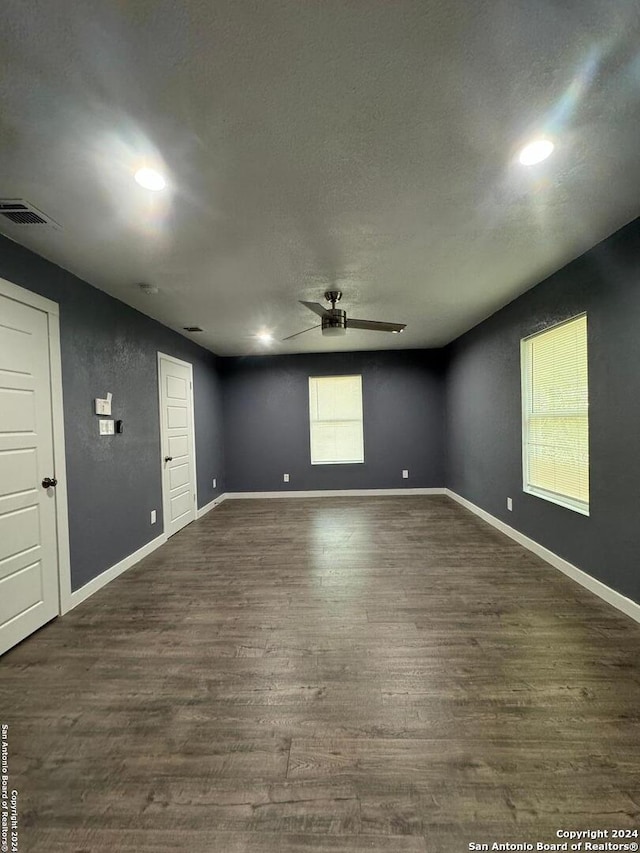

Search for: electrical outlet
xmin=283 ymin=473 xmax=290 ymax=483
xmin=402 ymin=469 xmax=409 ymax=479
xmin=507 ymin=497 xmax=513 ymax=511
xmin=212 ymin=478 xmax=217 ymax=489
xmin=99 ymin=419 xmax=114 ymax=435
xmin=150 ymin=510 xmax=157 ymax=524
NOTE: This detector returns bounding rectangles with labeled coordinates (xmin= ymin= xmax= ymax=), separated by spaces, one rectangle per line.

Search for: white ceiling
xmin=1 ymin=1 xmax=639 ymax=356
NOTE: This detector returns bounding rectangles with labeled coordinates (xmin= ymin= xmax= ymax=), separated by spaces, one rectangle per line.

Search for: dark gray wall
xmin=445 ymin=217 xmax=640 ymax=604
xmin=221 ymin=349 xmax=446 ymax=492
xmin=0 ymin=234 xmax=225 ymax=591
xmin=6 ymin=211 xmax=638 ymax=606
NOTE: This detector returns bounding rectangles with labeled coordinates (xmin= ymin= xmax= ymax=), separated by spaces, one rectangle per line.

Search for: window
xmin=309 ymin=375 xmax=364 ymax=464
xmin=521 ymin=314 xmax=589 ymax=515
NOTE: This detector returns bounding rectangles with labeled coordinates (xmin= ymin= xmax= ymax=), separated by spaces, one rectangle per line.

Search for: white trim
xmin=65 ymin=533 xmax=167 ymax=612
xmin=520 ymin=335 xmax=530 ymax=507
xmin=0 ymin=278 xmax=73 ymax=622
xmin=520 ymin=313 xmax=590 ymax=518
xmin=48 ymin=315 xmax=73 ymax=615
xmin=224 ymin=488 xmax=445 ymax=499
xmin=196 ymin=493 xmax=229 ymax=518
xmin=309 ymin=374 xmax=365 ymax=465
xmin=445 ymin=489 xmax=640 ymax=624
xmin=0 ymin=275 xmax=59 ymax=315
xmin=157 ymin=352 xmax=198 ymax=537
xmin=523 ymin=483 xmax=589 ymax=517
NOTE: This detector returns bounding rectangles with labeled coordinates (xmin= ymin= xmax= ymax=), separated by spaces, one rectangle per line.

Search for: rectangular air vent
xmin=183 ymin=326 xmax=203 ymax=333
xmin=0 ymin=199 xmax=59 ymax=228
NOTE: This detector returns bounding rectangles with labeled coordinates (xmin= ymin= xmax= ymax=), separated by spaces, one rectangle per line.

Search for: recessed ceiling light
xmin=134 ymin=167 xmax=166 ymax=191
xmin=518 ymin=139 xmax=554 ymax=166
xmin=257 ymin=332 xmax=274 ymax=344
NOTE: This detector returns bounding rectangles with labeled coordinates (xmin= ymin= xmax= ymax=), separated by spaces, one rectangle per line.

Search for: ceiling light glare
xmin=518 ymin=139 xmax=554 ymax=166
xmin=134 ymin=167 xmax=166 ymax=191
xmin=257 ymin=332 xmax=273 ymax=344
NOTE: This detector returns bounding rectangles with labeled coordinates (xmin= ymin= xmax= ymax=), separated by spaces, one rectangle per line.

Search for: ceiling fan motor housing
xmin=322 ymin=309 xmax=347 ymax=336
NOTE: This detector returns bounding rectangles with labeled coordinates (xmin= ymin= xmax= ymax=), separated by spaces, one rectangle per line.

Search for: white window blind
xmin=309 ymin=375 xmax=364 ymax=464
xmin=521 ymin=314 xmax=589 ymax=515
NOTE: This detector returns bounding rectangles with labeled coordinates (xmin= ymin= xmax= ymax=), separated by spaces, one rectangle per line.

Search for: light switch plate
xmin=212 ymin=478 xmax=217 ymax=489
xmin=99 ymin=419 xmax=115 ymax=435
xmin=402 ymin=469 xmax=409 ymax=479
xmin=150 ymin=510 xmax=157 ymax=524
xmin=507 ymin=497 xmax=513 ymax=511
xmin=283 ymin=473 xmax=290 ymax=483
xmin=95 ymin=398 xmax=112 ymax=416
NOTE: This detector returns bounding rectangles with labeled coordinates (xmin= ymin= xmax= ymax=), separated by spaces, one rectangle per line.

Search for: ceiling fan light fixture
xmin=322 ymin=310 xmax=347 ymax=336
xmin=287 ymin=293 xmax=406 ymax=340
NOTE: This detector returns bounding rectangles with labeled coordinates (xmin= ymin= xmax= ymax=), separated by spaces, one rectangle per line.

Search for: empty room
xmin=1 ymin=2 xmax=640 ymax=852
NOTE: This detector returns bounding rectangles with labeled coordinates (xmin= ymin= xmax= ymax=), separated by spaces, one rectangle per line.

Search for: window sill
xmin=523 ymin=485 xmax=590 ymax=517
xmin=311 ymin=460 xmax=365 ymax=466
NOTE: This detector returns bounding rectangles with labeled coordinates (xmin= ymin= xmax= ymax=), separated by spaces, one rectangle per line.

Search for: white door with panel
xmin=158 ymin=354 xmax=197 ymax=538
xmin=0 ymin=293 xmax=59 ymax=655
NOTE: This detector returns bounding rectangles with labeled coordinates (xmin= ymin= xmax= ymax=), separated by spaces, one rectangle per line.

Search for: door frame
xmin=0 ymin=276 xmax=72 ymax=616
xmin=157 ymin=352 xmax=198 ymax=535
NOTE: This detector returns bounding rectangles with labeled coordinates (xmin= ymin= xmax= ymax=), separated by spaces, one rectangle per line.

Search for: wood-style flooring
xmin=2 ymin=496 xmax=640 ymax=852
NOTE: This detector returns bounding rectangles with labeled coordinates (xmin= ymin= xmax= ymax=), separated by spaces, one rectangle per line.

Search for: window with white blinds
xmin=309 ymin=375 xmax=364 ymax=464
xmin=521 ymin=314 xmax=589 ymax=515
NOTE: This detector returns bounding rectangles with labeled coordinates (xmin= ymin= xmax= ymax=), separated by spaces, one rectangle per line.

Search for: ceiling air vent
xmin=0 ymin=199 xmax=59 ymax=228
xmin=183 ymin=326 xmax=203 ymax=333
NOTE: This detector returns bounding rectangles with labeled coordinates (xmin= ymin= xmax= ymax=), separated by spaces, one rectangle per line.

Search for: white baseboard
xmin=196 ymin=493 xmax=229 ymax=518
xmin=445 ymin=489 xmax=640 ymax=624
xmin=224 ymin=488 xmax=445 ymax=499
xmin=68 ymin=490 xmax=638 ymax=627
xmin=64 ymin=490 xmax=441 ymax=612
xmin=63 ymin=532 xmax=168 ymax=614
xmin=63 ymin=496 xmax=231 ymax=613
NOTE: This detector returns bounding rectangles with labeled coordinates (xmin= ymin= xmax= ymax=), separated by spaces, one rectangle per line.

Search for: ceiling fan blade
xmin=348 ymin=318 xmax=406 ymax=333
xmin=300 ymin=300 xmax=330 ymax=318
xmin=282 ymin=323 xmax=321 ymax=341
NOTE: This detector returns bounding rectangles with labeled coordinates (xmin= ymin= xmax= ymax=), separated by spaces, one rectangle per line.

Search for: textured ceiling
xmin=1 ymin=0 xmax=639 ymax=355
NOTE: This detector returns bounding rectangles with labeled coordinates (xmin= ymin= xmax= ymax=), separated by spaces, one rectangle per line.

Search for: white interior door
xmin=0 ymin=293 xmax=59 ymax=656
xmin=158 ymin=353 xmax=197 ymax=538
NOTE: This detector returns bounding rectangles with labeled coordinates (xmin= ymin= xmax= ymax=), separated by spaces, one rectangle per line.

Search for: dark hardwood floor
xmin=2 ymin=496 xmax=640 ymax=852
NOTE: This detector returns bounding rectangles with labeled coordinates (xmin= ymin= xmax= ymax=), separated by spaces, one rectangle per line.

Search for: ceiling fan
xmin=283 ymin=291 xmax=406 ymax=341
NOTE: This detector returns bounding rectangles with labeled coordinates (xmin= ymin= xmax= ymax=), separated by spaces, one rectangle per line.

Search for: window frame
xmin=520 ymin=313 xmax=590 ymax=517
xmin=308 ymin=374 xmax=365 ymax=466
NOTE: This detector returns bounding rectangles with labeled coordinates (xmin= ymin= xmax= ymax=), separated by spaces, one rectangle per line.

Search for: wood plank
xmin=24 ymin=829 xmax=428 ymax=852
xmin=1 ymin=495 xmax=639 ymax=853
